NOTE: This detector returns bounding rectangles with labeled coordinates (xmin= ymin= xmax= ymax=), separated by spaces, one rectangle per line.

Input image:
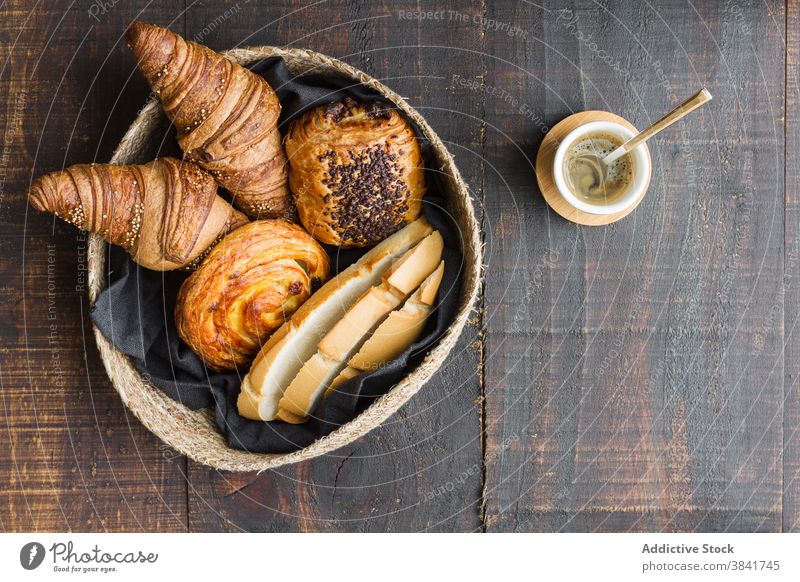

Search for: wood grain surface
xmin=0 ymin=0 xmax=795 ymax=532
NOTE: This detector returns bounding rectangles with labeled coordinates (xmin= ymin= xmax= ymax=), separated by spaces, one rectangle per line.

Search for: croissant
xmin=125 ymin=21 xmax=290 ymax=218
xmin=175 ymin=220 xmax=329 ymax=371
xmin=26 ymin=158 xmax=248 ymax=271
xmin=284 ymin=97 xmax=426 ymax=248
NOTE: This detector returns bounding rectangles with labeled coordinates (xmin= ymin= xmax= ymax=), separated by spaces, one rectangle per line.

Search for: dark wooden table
xmin=1 ymin=0 xmax=797 ymax=532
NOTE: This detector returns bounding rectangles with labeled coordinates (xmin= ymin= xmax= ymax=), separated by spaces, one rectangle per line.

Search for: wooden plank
xmin=0 ymin=2 xmax=188 ymax=532
xmin=785 ymin=0 xmax=800 ymax=533
xmin=182 ymin=0 xmax=485 ymax=532
xmin=482 ymin=0 xmax=785 ymax=532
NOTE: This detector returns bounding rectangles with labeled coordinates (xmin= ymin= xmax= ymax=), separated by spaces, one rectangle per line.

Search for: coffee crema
xmin=563 ymin=131 xmax=634 ymax=205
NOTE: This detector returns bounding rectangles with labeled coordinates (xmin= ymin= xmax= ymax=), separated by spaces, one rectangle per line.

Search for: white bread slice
xmin=317 ymin=231 xmax=443 ymax=362
xmin=275 ymin=240 xmax=445 ymax=423
xmin=273 ymin=407 xmax=307 ymax=424
xmin=316 ymin=285 xmax=404 ymax=362
xmin=279 ymin=260 xmax=445 ymax=423
xmin=324 ymin=364 xmax=360 ymax=398
xmin=348 ymin=261 xmax=444 ymax=372
xmin=276 ymin=362 xmax=360 ymax=423
xmin=236 ymin=325 xmax=291 ymax=421
xmin=237 ymin=217 xmax=433 ymax=421
xmin=275 ymin=352 xmax=341 ymax=423
xmin=416 ymin=260 xmax=445 ymax=306
xmin=383 ymin=231 xmax=443 ymax=294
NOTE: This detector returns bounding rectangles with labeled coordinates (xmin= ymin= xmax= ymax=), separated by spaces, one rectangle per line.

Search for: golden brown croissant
xmin=175 ymin=220 xmax=329 ymax=371
xmin=284 ymin=97 xmax=426 ymax=248
xmin=26 ymin=158 xmax=248 ymax=271
xmin=125 ymin=21 xmax=290 ymax=218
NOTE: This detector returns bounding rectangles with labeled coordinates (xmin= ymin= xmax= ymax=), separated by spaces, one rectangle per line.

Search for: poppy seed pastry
xmin=284 ymin=97 xmax=426 ymax=248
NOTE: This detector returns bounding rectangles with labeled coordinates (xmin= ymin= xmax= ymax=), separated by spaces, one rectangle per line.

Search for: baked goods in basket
xmin=237 ymin=217 xmax=444 ymax=422
xmin=284 ymin=97 xmax=426 ymax=248
xmin=125 ymin=21 xmax=290 ymax=218
xmin=175 ymin=220 xmax=329 ymax=371
xmin=26 ymin=158 xmax=248 ymax=271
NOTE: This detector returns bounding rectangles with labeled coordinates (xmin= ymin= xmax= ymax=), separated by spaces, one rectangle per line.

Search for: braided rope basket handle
xmin=87 ymin=46 xmax=482 ymax=471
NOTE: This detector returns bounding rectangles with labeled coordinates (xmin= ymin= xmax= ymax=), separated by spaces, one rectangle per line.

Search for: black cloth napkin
xmin=91 ymin=57 xmax=463 ymax=454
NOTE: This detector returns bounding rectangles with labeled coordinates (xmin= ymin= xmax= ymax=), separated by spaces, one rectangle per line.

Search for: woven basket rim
xmin=87 ymin=46 xmax=483 ymax=471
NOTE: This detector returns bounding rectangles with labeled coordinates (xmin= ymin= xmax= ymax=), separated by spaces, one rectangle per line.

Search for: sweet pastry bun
xmin=237 ymin=217 xmax=434 ymax=421
xmin=284 ymin=97 xmax=426 ymax=248
xmin=175 ymin=220 xmax=329 ymax=371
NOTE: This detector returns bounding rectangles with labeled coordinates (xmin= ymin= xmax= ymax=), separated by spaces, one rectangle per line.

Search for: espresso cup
xmin=553 ymin=120 xmax=652 ymax=215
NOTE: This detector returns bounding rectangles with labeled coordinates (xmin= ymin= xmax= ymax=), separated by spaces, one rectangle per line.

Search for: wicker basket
xmin=87 ymin=47 xmax=482 ymax=471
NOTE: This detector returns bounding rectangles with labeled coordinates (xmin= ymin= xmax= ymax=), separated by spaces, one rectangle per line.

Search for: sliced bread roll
xmin=382 ymin=231 xmax=444 ymax=294
xmin=278 ymin=259 xmax=446 ymax=423
xmin=323 ymin=364 xmax=361 ymax=398
xmin=274 ymin=352 xmax=342 ymax=422
xmin=348 ymin=260 xmax=444 ymax=372
xmin=275 ymin=235 xmax=444 ymax=423
xmin=237 ymin=217 xmax=434 ymax=421
xmin=318 ymin=231 xmax=443 ymax=362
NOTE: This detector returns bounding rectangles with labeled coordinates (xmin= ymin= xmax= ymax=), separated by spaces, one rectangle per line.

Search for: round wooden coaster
xmin=535 ymin=110 xmax=651 ymax=226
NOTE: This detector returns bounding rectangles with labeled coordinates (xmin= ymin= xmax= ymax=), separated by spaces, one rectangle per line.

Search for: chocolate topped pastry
xmin=285 ymin=97 xmax=426 ymax=248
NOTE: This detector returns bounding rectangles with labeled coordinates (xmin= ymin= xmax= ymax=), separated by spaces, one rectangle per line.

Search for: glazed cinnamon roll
xmin=175 ymin=220 xmax=329 ymax=371
xmin=284 ymin=98 xmax=426 ymax=248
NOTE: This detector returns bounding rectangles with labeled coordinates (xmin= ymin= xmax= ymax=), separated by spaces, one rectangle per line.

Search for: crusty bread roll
xmin=237 ymin=217 xmax=434 ymax=421
xmin=275 ymin=352 xmax=342 ymax=421
xmin=273 ymin=249 xmax=445 ymax=424
xmin=284 ymin=97 xmax=426 ymax=248
xmin=306 ymin=260 xmax=443 ymax=409
xmin=323 ymin=364 xmax=361 ymax=398
xmin=318 ymin=231 xmax=443 ymax=362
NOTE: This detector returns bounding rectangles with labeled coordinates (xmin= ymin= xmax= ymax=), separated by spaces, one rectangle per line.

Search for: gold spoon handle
xmin=603 ymin=88 xmax=712 ymax=165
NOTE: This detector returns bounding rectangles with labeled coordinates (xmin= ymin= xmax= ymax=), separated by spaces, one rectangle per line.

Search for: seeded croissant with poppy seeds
xmin=26 ymin=158 xmax=248 ymax=271
xmin=125 ymin=21 xmax=290 ymax=219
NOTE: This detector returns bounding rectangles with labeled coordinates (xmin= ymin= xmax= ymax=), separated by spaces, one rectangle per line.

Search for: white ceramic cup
xmin=553 ymin=120 xmax=652 ymax=215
